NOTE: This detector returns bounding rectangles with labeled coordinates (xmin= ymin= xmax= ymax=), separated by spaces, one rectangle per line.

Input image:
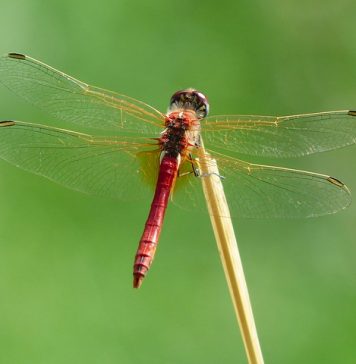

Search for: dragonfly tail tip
xmin=133 ymin=274 xmax=144 ymax=289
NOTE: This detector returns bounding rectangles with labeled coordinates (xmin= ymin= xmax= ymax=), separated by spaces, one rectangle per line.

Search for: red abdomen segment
xmin=133 ymin=155 xmax=179 ymax=288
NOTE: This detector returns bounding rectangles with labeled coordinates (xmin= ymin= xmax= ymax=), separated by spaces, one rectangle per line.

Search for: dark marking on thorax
xmin=160 ymin=112 xmax=190 ymax=158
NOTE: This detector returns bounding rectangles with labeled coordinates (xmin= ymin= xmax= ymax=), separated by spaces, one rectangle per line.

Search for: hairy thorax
xmin=160 ymin=110 xmax=201 ymax=159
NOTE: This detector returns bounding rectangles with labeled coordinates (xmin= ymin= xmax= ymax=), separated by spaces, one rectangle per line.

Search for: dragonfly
xmin=0 ymin=53 xmax=355 ymax=288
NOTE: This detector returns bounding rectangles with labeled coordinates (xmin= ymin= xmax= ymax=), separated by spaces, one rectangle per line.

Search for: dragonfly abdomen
xmin=133 ymin=155 xmax=179 ymax=288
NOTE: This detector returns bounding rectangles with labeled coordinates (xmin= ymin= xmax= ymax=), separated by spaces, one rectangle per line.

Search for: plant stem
xmin=199 ymin=148 xmax=264 ymax=364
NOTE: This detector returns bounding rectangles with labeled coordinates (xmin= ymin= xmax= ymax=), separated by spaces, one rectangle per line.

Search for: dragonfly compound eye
xmin=169 ymin=88 xmax=209 ymax=119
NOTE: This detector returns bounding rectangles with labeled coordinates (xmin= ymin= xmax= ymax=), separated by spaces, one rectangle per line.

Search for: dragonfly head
xmin=169 ymin=88 xmax=209 ymax=119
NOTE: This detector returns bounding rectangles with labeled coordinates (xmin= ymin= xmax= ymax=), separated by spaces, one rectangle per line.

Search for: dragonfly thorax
xmin=160 ymin=111 xmax=200 ymax=158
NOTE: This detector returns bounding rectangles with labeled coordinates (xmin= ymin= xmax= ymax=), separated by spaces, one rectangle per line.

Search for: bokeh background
xmin=0 ymin=1 xmax=355 ymax=363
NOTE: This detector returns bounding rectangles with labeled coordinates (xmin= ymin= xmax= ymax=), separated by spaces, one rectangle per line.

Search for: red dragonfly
xmin=0 ymin=53 xmax=355 ymax=288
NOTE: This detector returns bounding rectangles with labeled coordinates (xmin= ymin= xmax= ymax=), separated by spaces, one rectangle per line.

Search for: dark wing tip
xmin=0 ymin=120 xmax=16 ymax=127
xmin=8 ymin=53 xmax=26 ymax=60
xmin=348 ymin=110 xmax=356 ymax=116
xmin=327 ymin=176 xmax=345 ymax=188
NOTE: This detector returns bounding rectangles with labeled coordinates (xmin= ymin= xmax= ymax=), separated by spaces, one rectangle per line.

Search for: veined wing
xmin=0 ymin=120 xmax=159 ymax=200
xmin=0 ymin=53 xmax=165 ymax=135
xmin=202 ymin=111 xmax=356 ymax=158
xmin=205 ymin=152 xmax=351 ymax=218
xmin=172 ymin=150 xmax=351 ymax=218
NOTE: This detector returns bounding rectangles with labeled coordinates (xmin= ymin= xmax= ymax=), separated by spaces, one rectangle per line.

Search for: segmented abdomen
xmin=133 ymin=155 xmax=179 ymax=288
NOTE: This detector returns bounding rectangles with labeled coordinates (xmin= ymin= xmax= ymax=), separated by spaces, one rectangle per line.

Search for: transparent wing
xmin=172 ymin=151 xmax=351 ymax=218
xmin=0 ymin=53 xmax=165 ymax=135
xmin=0 ymin=120 xmax=159 ymax=200
xmin=202 ymin=111 xmax=356 ymax=158
xmin=0 ymin=120 xmax=350 ymax=218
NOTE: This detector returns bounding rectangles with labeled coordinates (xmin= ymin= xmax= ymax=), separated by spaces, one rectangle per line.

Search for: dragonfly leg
xmin=190 ymin=154 xmax=200 ymax=177
xmin=177 ymin=153 xmax=200 ymax=178
xmin=177 ymin=153 xmax=225 ymax=180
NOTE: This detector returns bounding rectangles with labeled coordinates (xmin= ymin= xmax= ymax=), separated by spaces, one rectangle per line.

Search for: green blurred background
xmin=0 ymin=1 xmax=355 ymax=363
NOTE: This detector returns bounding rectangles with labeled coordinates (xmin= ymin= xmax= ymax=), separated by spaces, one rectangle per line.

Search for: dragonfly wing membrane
xmin=202 ymin=111 xmax=356 ymax=158
xmin=0 ymin=120 xmax=158 ymax=200
xmin=0 ymin=53 xmax=164 ymax=135
xmin=207 ymin=153 xmax=351 ymax=218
